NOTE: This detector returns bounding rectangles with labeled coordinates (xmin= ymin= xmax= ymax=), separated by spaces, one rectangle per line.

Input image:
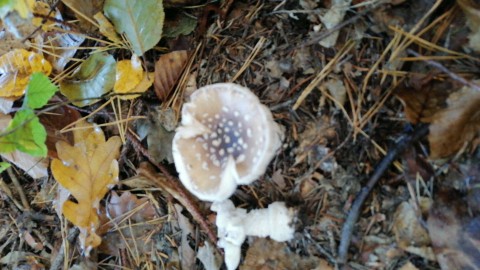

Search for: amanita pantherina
xmin=172 ymin=83 xmax=284 ymax=201
xmin=172 ymin=83 xmax=295 ymax=269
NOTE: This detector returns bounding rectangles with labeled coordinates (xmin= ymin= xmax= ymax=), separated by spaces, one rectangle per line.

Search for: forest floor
xmin=0 ymin=0 xmax=479 ymax=269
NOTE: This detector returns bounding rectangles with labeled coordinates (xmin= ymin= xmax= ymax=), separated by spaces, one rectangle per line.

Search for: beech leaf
xmin=59 ymin=53 xmax=116 ymax=107
xmin=25 ymin=72 xmax=58 ymax=109
xmin=113 ymin=54 xmax=153 ymax=100
xmin=104 ymin=0 xmax=165 ymax=55
xmin=154 ymin=50 xmax=188 ymax=101
xmin=0 ymin=49 xmax=52 ymax=98
xmin=51 ymin=120 xmax=121 ymax=252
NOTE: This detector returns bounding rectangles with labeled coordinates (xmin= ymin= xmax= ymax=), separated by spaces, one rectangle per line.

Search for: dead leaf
xmin=457 ymin=0 xmax=480 ymax=52
xmin=319 ymin=0 xmax=352 ymax=48
xmin=32 ymin=2 xmax=56 ymax=31
xmin=38 ymin=27 xmax=85 ymax=73
xmin=395 ymin=76 xmax=452 ymax=124
xmin=173 ymin=203 xmax=195 ymax=270
xmin=98 ymin=191 xmax=161 ymax=257
xmin=294 ymin=116 xmax=337 ymax=167
xmin=396 ymin=77 xmax=480 ymax=158
xmin=105 ymin=191 xmax=158 ymax=225
xmin=0 ymin=49 xmax=52 ymax=98
xmin=137 ymin=107 xmax=176 ymax=163
xmin=51 ymin=120 xmax=121 ymax=253
xmin=323 ymin=77 xmax=346 ymax=108
xmin=154 ymin=50 xmax=188 ymax=102
xmin=93 ymin=12 xmax=122 ymax=43
xmin=39 ymin=105 xmax=81 ymax=159
xmin=114 ymin=55 xmax=153 ymax=100
xmin=393 ymin=200 xmax=431 ymax=249
xmin=61 ymin=0 xmax=104 ymax=32
xmin=428 ymin=83 xmax=480 ymax=158
xmin=427 ymin=190 xmax=480 ymax=269
xmin=197 ymin=241 xmax=222 ymax=270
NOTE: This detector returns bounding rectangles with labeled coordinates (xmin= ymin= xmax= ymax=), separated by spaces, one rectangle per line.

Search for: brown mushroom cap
xmin=172 ymin=83 xmax=284 ymax=202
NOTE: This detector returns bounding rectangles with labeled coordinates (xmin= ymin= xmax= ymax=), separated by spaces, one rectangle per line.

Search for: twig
xmin=126 ymin=131 xmax=219 ymax=247
xmin=406 ymin=49 xmax=480 ymax=92
xmin=337 ymin=124 xmax=428 ymax=264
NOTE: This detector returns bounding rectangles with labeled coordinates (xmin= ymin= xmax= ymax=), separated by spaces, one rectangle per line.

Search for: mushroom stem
xmin=211 ymin=200 xmax=295 ymax=270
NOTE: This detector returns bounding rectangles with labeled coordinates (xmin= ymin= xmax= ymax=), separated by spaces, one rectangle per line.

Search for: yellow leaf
xmin=32 ymin=2 xmax=56 ymax=31
xmin=13 ymin=0 xmax=35 ymax=19
xmin=114 ymin=55 xmax=153 ymax=100
xmin=93 ymin=12 xmax=122 ymax=43
xmin=0 ymin=49 xmax=52 ymax=98
xmin=51 ymin=120 xmax=122 ymax=252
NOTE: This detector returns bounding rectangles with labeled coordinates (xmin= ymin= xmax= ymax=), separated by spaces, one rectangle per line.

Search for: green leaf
xmin=25 ymin=72 xmax=58 ymax=109
xmin=163 ymin=12 xmax=197 ymax=38
xmin=0 ymin=109 xmax=47 ymax=156
xmin=104 ymin=0 xmax=165 ymax=55
xmin=59 ymin=53 xmax=116 ymax=107
xmin=0 ymin=162 xmax=11 ymax=173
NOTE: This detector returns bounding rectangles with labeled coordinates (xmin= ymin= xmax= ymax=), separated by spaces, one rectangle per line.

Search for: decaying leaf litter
xmin=0 ymin=0 xmax=479 ymax=269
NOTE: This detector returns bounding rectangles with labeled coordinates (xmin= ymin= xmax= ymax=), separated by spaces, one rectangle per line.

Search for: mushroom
xmin=172 ymin=83 xmax=284 ymax=202
xmin=211 ymin=200 xmax=295 ymax=270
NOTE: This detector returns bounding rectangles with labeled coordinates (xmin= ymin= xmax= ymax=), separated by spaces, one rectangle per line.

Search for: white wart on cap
xmin=172 ymin=83 xmax=284 ymax=202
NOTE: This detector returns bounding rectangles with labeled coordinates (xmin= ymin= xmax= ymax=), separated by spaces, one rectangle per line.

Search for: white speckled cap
xmin=172 ymin=83 xmax=284 ymax=202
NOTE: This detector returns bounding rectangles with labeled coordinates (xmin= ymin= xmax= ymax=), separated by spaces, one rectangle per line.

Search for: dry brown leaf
xmin=427 ymin=190 xmax=480 ymax=270
xmin=393 ymin=200 xmax=431 ymax=249
xmin=154 ymin=50 xmax=188 ymax=101
xmin=98 ymin=191 xmax=160 ymax=257
xmin=51 ymin=120 xmax=121 ymax=253
xmin=61 ymin=0 xmax=104 ymax=32
xmin=457 ymin=0 xmax=480 ymax=52
xmin=395 ymin=76 xmax=452 ymax=124
xmin=39 ymin=105 xmax=81 ymax=159
xmin=397 ymin=77 xmax=480 ymax=158
xmin=428 ymin=84 xmax=480 ymax=158
xmin=294 ymin=116 xmax=337 ymax=167
xmin=105 ymin=191 xmax=157 ymax=225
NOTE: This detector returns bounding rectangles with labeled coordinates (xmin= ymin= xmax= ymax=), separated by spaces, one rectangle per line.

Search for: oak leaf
xmin=0 ymin=49 xmax=52 ymax=98
xmin=51 ymin=120 xmax=121 ymax=253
